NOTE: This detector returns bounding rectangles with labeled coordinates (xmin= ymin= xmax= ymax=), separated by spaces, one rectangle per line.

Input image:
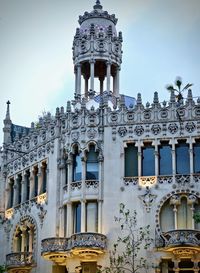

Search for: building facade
xmin=1 ymin=1 xmax=200 ymax=273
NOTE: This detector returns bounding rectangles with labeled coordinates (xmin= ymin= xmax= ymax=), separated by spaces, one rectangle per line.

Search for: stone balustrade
xmin=123 ymin=174 xmax=200 ymax=187
xmin=162 ymin=229 xmax=200 ymax=248
xmin=6 ymin=252 xmax=35 ymax=268
xmin=41 ymin=232 xmax=107 ymax=263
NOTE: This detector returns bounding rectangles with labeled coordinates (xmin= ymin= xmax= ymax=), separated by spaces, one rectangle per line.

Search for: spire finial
xmin=6 ymin=100 xmax=11 ymax=120
xmin=94 ymin=0 xmax=102 ymax=10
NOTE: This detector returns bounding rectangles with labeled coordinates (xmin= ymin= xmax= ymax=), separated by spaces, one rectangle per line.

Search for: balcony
xmin=162 ymin=229 xmax=200 ymax=250
xmin=63 ymin=180 xmax=99 ymax=201
xmin=41 ymin=237 xmax=70 ymax=264
xmin=42 ymin=232 xmax=107 ymax=264
xmin=6 ymin=252 xmax=35 ymax=272
xmin=70 ymin=232 xmax=107 ymax=258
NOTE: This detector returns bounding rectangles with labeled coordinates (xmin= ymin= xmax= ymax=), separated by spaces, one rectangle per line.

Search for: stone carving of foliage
xmin=185 ymin=121 xmax=196 ymax=133
xmin=71 ymin=131 xmax=79 ymax=141
xmin=134 ymin=125 xmax=144 ymax=136
xmin=151 ymin=124 xmax=161 ymax=135
xmin=118 ymin=127 xmax=127 ymax=137
xmin=87 ymin=128 xmax=97 ymax=139
xmin=168 ymin=123 xmax=178 ymax=134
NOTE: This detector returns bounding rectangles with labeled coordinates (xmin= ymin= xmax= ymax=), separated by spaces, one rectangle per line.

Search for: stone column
xmin=13 ymin=175 xmax=18 ymax=206
xmin=67 ymin=202 xmax=72 ymax=237
xmin=81 ymin=200 xmax=86 ymax=232
xmin=21 ymin=173 xmax=26 ymax=203
xmin=21 ymin=229 xmax=26 ymax=252
xmin=67 ymin=158 xmax=73 ymax=194
xmin=155 ymin=144 xmax=159 ymax=176
xmin=98 ymin=156 xmax=103 ymax=233
xmin=98 ymin=200 xmax=102 ymax=233
xmin=106 ymin=61 xmax=111 ymax=92
xmin=90 ymin=60 xmax=95 ymax=91
xmin=37 ymin=165 xmax=42 ymax=195
xmin=173 ymin=205 xmax=178 ymax=229
xmin=173 ymin=259 xmax=180 ymax=273
xmin=171 ymin=141 xmax=176 ymax=176
xmin=28 ymin=228 xmax=33 ymax=252
xmin=138 ymin=146 xmax=142 ymax=177
xmin=29 ymin=167 xmax=34 ymax=199
xmin=189 ymin=141 xmax=193 ymax=174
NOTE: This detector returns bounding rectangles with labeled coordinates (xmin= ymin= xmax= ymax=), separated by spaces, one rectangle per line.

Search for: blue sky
xmin=0 ymin=0 xmax=200 ymax=144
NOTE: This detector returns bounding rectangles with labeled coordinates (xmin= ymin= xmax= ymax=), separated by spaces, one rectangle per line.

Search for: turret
xmin=72 ymin=0 xmax=123 ymax=99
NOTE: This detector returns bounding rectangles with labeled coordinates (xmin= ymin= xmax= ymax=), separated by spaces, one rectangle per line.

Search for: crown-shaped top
xmin=78 ymin=1 xmax=118 ymax=25
xmin=93 ymin=0 xmax=102 ymax=10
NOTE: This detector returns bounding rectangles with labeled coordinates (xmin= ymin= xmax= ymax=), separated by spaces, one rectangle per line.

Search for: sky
xmin=0 ymin=0 xmax=200 ymax=145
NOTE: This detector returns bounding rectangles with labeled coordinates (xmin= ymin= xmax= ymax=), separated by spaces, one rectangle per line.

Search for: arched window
xmin=160 ymin=194 xmax=199 ymax=232
xmin=86 ymin=145 xmax=99 ymax=180
xmin=72 ymin=147 xmax=82 ymax=182
xmin=13 ymin=219 xmax=35 ymax=254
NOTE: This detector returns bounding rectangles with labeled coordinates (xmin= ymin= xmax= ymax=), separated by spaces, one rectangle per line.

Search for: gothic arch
xmin=155 ymin=189 xmax=200 ymax=233
xmin=11 ymin=215 xmax=37 ymax=253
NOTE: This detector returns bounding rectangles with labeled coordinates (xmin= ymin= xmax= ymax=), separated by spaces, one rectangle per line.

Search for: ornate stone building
xmin=0 ymin=1 xmax=200 ymax=273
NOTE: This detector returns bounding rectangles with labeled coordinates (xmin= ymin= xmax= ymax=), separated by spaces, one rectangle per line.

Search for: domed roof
xmin=78 ymin=1 xmax=118 ymax=35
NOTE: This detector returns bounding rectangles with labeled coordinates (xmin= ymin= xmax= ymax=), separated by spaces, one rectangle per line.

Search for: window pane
xmin=86 ymin=147 xmax=99 ymax=180
xmin=125 ymin=144 xmax=138 ymax=177
xmin=86 ymin=202 xmax=98 ymax=232
xmin=177 ymin=197 xmax=188 ymax=229
xmin=160 ymin=200 xmax=174 ymax=232
xmin=142 ymin=145 xmax=155 ymax=176
xmin=176 ymin=142 xmax=190 ymax=174
xmin=73 ymin=153 xmax=82 ymax=181
xmin=159 ymin=144 xmax=172 ymax=175
xmin=193 ymin=143 xmax=200 ymax=173
xmin=73 ymin=203 xmax=81 ymax=233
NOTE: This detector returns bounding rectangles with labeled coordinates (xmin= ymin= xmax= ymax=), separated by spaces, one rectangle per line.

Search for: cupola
xmin=72 ymin=0 xmax=123 ymax=99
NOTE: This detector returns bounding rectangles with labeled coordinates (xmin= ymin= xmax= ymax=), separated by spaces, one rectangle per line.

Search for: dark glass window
xmin=86 ymin=146 xmax=99 ymax=180
xmin=73 ymin=202 xmax=81 ymax=233
xmin=18 ymin=174 xmax=22 ymax=204
xmin=124 ymin=144 xmax=138 ymax=177
xmin=193 ymin=142 xmax=200 ymax=173
xmin=176 ymin=141 xmax=190 ymax=174
xmin=26 ymin=170 xmax=30 ymax=201
xmin=34 ymin=166 xmax=38 ymax=197
xmin=142 ymin=144 xmax=155 ymax=176
xmin=73 ymin=151 xmax=82 ymax=181
xmin=42 ymin=162 xmax=47 ymax=193
xmin=159 ymin=143 xmax=172 ymax=175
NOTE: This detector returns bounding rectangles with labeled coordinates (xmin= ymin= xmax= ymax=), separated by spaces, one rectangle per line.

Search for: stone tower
xmin=72 ymin=0 xmax=123 ymax=98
